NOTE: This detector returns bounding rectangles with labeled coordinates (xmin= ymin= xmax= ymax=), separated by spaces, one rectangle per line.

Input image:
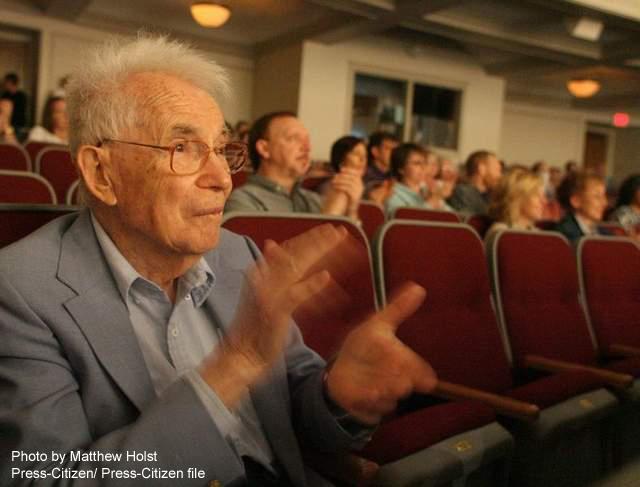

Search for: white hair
xmin=66 ymin=33 xmax=229 ymax=157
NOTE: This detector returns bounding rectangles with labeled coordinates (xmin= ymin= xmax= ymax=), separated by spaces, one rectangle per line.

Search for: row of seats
xmin=1 ymin=205 xmax=638 ymax=486
xmin=222 ymin=212 xmax=640 ymax=487
xmin=0 ymin=143 xmax=77 ymax=205
xmin=0 ymin=141 xmax=63 ymax=171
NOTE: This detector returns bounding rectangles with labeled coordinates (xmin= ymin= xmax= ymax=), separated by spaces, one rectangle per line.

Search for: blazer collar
xmin=57 ymin=210 xmax=156 ymax=412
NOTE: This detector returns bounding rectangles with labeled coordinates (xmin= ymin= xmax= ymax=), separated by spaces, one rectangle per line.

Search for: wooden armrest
xmin=607 ymin=343 xmax=640 ymax=358
xmin=302 ymin=450 xmax=379 ymax=487
xmin=434 ymin=380 xmax=539 ymax=422
xmin=524 ymin=354 xmax=634 ymax=389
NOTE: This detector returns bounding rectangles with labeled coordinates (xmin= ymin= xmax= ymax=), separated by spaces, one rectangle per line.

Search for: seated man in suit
xmin=0 ymin=35 xmax=436 ymax=486
xmin=555 ymin=170 xmax=609 ymax=243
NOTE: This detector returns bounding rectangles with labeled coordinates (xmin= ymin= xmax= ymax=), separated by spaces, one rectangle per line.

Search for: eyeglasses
xmin=99 ymin=138 xmax=247 ymax=175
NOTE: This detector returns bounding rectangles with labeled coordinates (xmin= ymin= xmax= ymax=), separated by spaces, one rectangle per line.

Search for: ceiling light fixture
xmin=566 ymin=79 xmax=600 ymax=98
xmin=190 ymin=2 xmax=231 ymax=28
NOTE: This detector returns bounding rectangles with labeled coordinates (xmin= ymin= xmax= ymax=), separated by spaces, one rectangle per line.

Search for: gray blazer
xmin=0 ymin=210 xmax=354 ymax=486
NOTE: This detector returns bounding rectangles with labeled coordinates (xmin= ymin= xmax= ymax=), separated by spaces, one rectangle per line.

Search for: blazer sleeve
xmin=0 ymin=273 xmax=246 ymax=486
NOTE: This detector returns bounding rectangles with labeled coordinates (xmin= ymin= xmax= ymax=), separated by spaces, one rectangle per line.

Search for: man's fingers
xmin=281 ymin=224 xmax=347 ymax=277
xmin=378 ymin=282 xmax=426 ymax=332
xmin=287 ymin=270 xmax=332 ymax=312
xmin=406 ymin=348 xmax=438 ymax=394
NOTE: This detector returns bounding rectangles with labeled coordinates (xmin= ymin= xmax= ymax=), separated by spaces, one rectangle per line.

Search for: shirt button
xmin=171 ymin=328 xmax=179 ymax=337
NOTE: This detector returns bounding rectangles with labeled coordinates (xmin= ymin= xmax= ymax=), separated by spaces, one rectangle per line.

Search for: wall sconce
xmin=191 ymin=2 xmax=231 ymax=28
xmin=566 ymin=79 xmax=600 ymax=98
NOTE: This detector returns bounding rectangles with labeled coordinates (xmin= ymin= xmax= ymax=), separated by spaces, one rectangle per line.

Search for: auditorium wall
xmin=297 ymin=37 xmax=506 ymax=163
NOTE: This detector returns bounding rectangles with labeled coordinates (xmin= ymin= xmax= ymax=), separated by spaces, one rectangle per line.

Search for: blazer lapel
xmin=204 ymin=249 xmax=307 ymax=486
xmin=57 ymin=210 xmax=155 ymax=412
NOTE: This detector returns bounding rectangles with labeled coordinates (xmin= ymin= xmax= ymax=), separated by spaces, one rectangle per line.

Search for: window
xmin=351 ymin=72 xmax=461 ymax=150
xmin=351 ymin=73 xmax=406 ymax=140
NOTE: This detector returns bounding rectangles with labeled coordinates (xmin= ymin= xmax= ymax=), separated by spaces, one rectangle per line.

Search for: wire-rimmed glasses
xmin=100 ymin=138 xmax=247 ymax=175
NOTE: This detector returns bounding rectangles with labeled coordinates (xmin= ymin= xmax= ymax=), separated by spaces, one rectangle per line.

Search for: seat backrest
xmin=231 ymin=170 xmax=249 ymax=189
xmin=535 ymin=219 xmax=557 ymax=231
xmin=392 ymin=206 xmax=461 ymax=223
xmin=597 ymin=222 xmax=628 ymax=237
xmin=357 ymin=201 xmax=385 ymax=241
xmin=222 ymin=212 xmax=377 ymax=359
xmin=0 ymin=170 xmax=57 ymax=204
xmin=0 ymin=203 xmax=78 ymax=248
xmin=0 ymin=143 xmax=30 ymax=171
xmin=489 ymin=230 xmax=598 ymax=367
xmin=578 ymin=236 xmax=640 ymax=350
xmin=24 ymin=141 xmax=66 ymax=167
xmin=465 ymin=214 xmax=494 ymax=238
xmin=35 ymin=147 xmax=76 ymax=204
xmin=375 ymin=221 xmax=513 ymax=393
xmin=65 ymin=179 xmax=81 ymax=205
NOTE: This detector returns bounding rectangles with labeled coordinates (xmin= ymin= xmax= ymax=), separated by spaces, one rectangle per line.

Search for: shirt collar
xmin=90 ymin=212 xmax=215 ymax=307
xmin=574 ymin=213 xmax=596 ymax=235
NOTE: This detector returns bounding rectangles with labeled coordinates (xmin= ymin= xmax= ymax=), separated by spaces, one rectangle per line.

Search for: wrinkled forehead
xmin=122 ymin=72 xmax=224 ymax=138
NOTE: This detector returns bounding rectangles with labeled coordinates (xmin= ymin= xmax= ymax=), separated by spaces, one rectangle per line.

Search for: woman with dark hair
xmin=27 ymin=95 xmax=68 ymax=144
xmin=555 ymin=170 xmax=608 ymax=242
xmin=322 ymin=135 xmax=366 ymax=220
xmin=609 ymin=173 xmax=640 ymax=236
xmin=384 ymin=143 xmax=429 ymax=216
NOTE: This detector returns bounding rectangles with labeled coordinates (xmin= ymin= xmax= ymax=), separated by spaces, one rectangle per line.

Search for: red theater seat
xmin=0 ymin=203 xmax=77 ymax=248
xmin=0 ymin=170 xmax=57 ymax=204
xmin=578 ymin=236 xmax=640 ymax=356
xmin=35 ymin=147 xmax=77 ymax=205
xmin=392 ymin=206 xmax=461 ymax=223
xmin=377 ymin=221 xmax=618 ymax=487
xmin=0 ymin=143 xmax=30 ymax=171
xmin=357 ymin=201 xmax=385 ymax=241
xmin=222 ymin=213 xmax=513 ymax=486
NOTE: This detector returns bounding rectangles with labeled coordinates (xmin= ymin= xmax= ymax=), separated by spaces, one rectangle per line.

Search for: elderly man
xmin=0 ymin=35 xmax=436 ymax=486
xmin=225 ymin=112 xmax=363 ymax=220
xmin=447 ymin=150 xmax=503 ymax=216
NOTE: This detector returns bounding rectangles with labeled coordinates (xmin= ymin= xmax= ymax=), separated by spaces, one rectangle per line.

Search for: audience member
xmin=323 ymin=135 xmax=367 ymax=219
xmin=364 ymin=131 xmax=399 ymax=203
xmin=565 ymin=160 xmax=579 ymax=174
xmin=532 ymin=160 xmax=562 ymax=220
xmin=609 ymin=173 xmax=640 ymax=237
xmin=234 ymin=119 xmax=250 ymax=143
xmin=384 ymin=143 xmax=429 ymax=216
xmin=0 ymin=34 xmax=436 ymax=486
xmin=27 ymin=95 xmax=69 ymax=145
xmin=423 ymin=151 xmax=454 ymax=211
xmin=555 ymin=171 xmax=608 ymax=242
xmin=0 ymin=97 xmax=17 ymax=144
xmin=225 ymin=112 xmax=363 ymax=218
xmin=447 ymin=150 xmax=502 ymax=215
xmin=485 ymin=168 xmax=545 ymax=242
xmin=1 ymin=72 xmax=27 ymax=131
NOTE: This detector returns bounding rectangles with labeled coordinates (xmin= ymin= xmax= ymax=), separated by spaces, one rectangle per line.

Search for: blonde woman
xmin=485 ymin=167 xmax=545 ymax=242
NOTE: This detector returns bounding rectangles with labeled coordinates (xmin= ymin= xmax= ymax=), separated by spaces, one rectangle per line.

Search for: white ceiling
xmin=4 ymin=0 xmax=640 ymax=110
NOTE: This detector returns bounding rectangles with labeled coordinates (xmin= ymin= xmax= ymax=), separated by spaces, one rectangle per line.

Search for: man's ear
xmin=76 ymin=145 xmax=117 ymax=206
xmin=370 ymin=146 xmax=380 ymax=161
xmin=255 ymin=139 xmax=270 ymax=161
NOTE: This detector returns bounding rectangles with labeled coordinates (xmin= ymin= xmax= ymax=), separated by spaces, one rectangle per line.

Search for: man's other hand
xmin=325 ymin=283 xmax=438 ymax=425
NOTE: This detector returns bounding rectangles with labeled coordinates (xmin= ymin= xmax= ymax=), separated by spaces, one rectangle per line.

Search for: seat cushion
xmin=361 ymin=400 xmax=496 ymax=465
xmin=506 ymin=370 xmax=606 ymax=409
